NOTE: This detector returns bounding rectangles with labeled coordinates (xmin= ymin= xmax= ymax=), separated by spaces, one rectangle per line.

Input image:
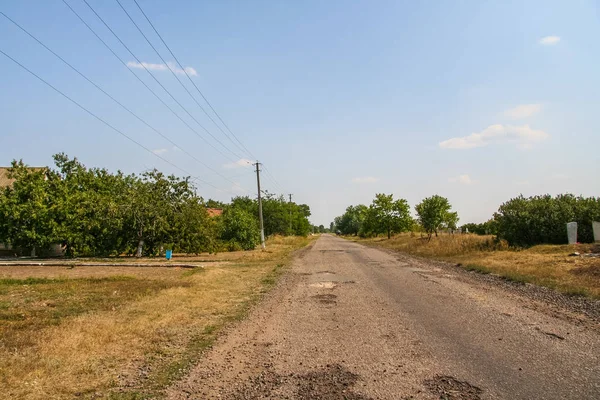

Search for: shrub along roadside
xmin=493 ymin=194 xmax=600 ymax=246
xmin=0 ymin=154 xmax=313 ymax=257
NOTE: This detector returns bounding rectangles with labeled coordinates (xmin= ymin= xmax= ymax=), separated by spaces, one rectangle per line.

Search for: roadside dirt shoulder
xmin=371 ymin=246 xmax=600 ymax=327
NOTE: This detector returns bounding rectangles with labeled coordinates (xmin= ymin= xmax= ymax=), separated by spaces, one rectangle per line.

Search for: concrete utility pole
xmin=254 ymin=161 xmax=265 ymax=249
xmin=288 ymin=193 xmax=293 ymax=234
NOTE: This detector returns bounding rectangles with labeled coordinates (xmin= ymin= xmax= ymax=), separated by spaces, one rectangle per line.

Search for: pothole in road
xmin=424 ymin=375 xmax=483 ymax=400
xmin=312 ymin=293 xmax=337 ymax=304
xmin=230 ymin=364 xmax=371 ymax=400
xmin=294 ymin=364 xmax=371 ymax=399
xmin=309 ymin=281 xmax=337 ymax=289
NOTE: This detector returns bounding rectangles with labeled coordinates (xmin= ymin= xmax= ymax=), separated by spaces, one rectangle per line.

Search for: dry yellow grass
xmin=348 ymin=233 xmax=600 ymax=298
xmin=0 ymin=235 xmax=315 ymax=400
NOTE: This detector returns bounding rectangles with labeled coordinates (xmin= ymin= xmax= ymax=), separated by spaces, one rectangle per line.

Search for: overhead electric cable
xmin=116 ymin=0 xmax=247 ymax=160
xmin=79 ymin=0 xmax=238 ymax=163
xmin=131 ymin=0 xmax=256 ymax=159
xmin=0 ymin=47 xmax=240 ymax=193
xmin=0 ymin=11 xmax=248 ymax=193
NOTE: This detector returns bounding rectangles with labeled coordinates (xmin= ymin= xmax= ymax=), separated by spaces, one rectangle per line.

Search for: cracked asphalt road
xmin=168 ymin=235 xmax=600 ymax=399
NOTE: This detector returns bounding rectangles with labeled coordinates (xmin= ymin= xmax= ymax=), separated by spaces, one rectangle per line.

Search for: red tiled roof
xmin=0 ymin=167 xmax=47 ymax=188
xmin=206 ymin=208 xmax=223 ymax=217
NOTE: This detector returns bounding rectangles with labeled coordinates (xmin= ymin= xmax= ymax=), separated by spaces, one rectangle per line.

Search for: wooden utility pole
xmin=254 ymin=161 xmax=265 ymax=249
xmin=288 ymin=193 xmax=293 ymax=235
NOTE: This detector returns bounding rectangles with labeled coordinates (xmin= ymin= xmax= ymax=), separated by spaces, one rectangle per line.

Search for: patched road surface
xmin=168 ymin=235 xmax=600 ymax=399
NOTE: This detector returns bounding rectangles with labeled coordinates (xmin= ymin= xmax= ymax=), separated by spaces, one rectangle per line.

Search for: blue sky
xmin=1 ymin=0 xmax=599 ymax=226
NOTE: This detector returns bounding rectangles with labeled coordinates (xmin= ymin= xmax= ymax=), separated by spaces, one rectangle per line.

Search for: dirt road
xmin=168 ymin=235 xmax=600 ymax=399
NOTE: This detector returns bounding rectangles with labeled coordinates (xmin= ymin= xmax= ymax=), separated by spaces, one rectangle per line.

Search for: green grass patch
xmin=0 ymin=277 xmax=186 ymax=350
xmin=180 ymin=267 xmax=206 ymax=277
xmin=0 ymin=276 xmax=135 ymax=286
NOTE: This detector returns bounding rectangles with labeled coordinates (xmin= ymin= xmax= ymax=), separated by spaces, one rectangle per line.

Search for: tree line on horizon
xmin=331 ymin=193 xmax=600 ymax=246
xmin=0 ymin=154 xmax=312 ymax=257
xmin=332 ymin=194 xmax=458 ymax=240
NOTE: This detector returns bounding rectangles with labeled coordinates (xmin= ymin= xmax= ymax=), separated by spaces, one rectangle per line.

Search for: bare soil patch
xmin=424 ymin=375 xmax=483 ymax=400
xmin=312 ymin=293 xmax=337 ymax=304
xmin=230 ymin=364 xmax=371 ymax=400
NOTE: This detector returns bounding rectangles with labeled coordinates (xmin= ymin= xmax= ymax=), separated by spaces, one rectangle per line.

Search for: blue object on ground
xmin=166 ymin=249 xmax=172 ymax=260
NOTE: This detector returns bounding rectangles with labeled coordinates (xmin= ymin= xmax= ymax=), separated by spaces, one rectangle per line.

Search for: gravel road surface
xmin=168 ymin=235 xmax=600 ymax=399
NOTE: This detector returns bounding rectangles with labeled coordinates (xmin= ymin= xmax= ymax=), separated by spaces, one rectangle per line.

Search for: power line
xmin=261 ymin=164 xmax=285 ymax=193
xmin=117 ymin=0 xmax=247 ymax=160
xmin=124 ymin=1 xmax=288 ymax=197
xmin=115 ymin=0 xmax=245 ymax=161
xmin=131 ymin=0 xmax=255 ymax=160
xmin=60 ymin=0 xmax=250 ymax=193
xmin=0 ymin=47 xmax=236 ymax=193
xmin=0 ymin=11 xmax=248 ymax=194
xmin=78 ymin=0 xmax=237 ymax=163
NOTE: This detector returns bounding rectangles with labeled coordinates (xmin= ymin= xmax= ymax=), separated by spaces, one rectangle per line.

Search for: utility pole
xmin=254 ymin=161 xmax=265 ymax=249
xmin=288 ymin=193 xmax=293 ymax=235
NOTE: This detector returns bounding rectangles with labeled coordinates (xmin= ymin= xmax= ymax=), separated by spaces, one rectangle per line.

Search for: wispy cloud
xmin=351 ymin=176 xmax=380 ymax=184
xmin=152 ymin=148 xmax=168 ymax=155
xmin=504 ymin=104 xmax=542 ymax=119
xmin=127 ymin=61 xmax=198 ymax=76
xmin=539 ymin=36 xmax=560 ymax=45
xmin=439 ymin=124 xmax=549 ymax=150
xmin=223 ymin=158 xmax=253 ymax=169
xmin=448 ymin=174 xmax=474 ymax=185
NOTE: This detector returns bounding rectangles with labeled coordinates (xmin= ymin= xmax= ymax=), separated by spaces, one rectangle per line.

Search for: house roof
xmin=0 ymin=167 xmax=47 ymax=188
xmin=206 ymin=208 xmax=223 ymax=217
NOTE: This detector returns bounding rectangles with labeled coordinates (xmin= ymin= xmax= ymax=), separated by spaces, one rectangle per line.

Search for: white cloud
xmin=504 ymin=104 xmax=542 ymax=119
xmin=351 ymin=176 xmax=380 ymax=184
xmin=539 ymin=36 xmax=560 ymax=45
xmin=127 ymin=61 xmax=197 ymax=76
xmin=223 ymin=158 xmax=253 ymax=169
xmin=448 ymin=174 xmax=474 ymax=185
xmin=152 ymin=148 xmax=168 ymax=155
xmin=439 ymin=124 xmax=549 ymax=150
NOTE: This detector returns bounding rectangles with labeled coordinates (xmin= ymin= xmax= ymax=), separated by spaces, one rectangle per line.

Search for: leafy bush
xmin=220 ymin=207 xmax=260 ymax=251
xmin=493 ymin=194 xmax=600 ymax=246
xmin=0 ymin=155 xmax=315 ymax=257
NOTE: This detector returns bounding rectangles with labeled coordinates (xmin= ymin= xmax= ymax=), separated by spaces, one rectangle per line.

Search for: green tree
xmin=364 ymin=194 xmax=412 ymax=239
xmin=220 ymin=206 xmax=260 ymax=250
xmin=173 ymin=197 xmax=218 ymax=254
xmin=415 ymin=195 xmax=458 ymax=240
xmin=0 ymin=161 xmax=55 ymax=256
xmin=336 ymin=204 xmax=368 ymax=236
xmin=50 ymin=154 xmax=132 ymax=257
xmin=205 ymin=199 xmax=225 ymax=209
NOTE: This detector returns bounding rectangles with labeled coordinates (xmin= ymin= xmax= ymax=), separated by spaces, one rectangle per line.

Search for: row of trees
xmin=332 ymin=194 xmax=458 ymax=239
xmin=0 ymin=155 xmax=312 ymax=257
xmin=333 ymin=192 xmax=600 ymax=247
